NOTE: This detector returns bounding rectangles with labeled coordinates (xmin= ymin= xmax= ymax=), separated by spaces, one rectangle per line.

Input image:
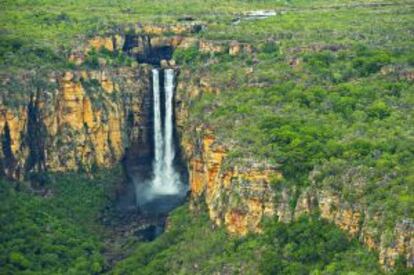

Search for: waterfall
xmin=163 ymin=69 xmax=177 ymax=188
xmin=149 ymin=68 xmax=181 ymax=196
xmin=132 ymin=68 xmax=187 ymax=213
xmin=151 ymin=69 xmax=164 ymax=191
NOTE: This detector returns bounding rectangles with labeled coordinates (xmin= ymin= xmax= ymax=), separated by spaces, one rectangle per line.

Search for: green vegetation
xmin=2 ymin=0 xmax=410 ymax=70
xmin=113 ymin=205 xmax=382 ymax=274
xmin=172 ymin=46 xmax=201 ymax=65
xmin=1 ymin=0 xmax=413 ymax=273
xmin=83 ymin=47 xmax=136 ymax=69
xmin=0 ymin=168 xmax=122 ymax=274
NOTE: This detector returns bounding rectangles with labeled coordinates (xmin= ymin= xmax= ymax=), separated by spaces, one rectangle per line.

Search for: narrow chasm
xmin=102 ymin=42 xmax=188 ymax=265
xmin=123 ymin=66 xmax=188 ymax=216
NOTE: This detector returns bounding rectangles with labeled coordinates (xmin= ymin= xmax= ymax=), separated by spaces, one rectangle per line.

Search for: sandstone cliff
xmin=0 ymin=66 xmax=151 ymax=178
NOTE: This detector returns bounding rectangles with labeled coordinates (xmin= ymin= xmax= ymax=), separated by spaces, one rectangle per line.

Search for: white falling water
xmin=163 ymin=69 xmax=178 ymax=188
xmin=151 ymin=69 xmax=165 ymax=192
xmin=150 ymin=68 xmax=180 ymax=195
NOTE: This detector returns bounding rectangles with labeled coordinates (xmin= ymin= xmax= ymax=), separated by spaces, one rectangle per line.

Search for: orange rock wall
xmin=0 ymin=67 xmax=150 ymax=177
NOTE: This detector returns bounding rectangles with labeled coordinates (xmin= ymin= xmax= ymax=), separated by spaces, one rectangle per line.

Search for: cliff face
xmin=181 ymin=130 xmax=280 ymax=235
xmin=0 ymin=66 xmax=151 ymax=178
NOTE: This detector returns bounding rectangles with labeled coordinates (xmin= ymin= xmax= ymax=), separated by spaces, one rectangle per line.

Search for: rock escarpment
xmin=0 ymin=67 xmax=151 ymax=179
xmin=181 ymin=130 xmax=280 ymax=235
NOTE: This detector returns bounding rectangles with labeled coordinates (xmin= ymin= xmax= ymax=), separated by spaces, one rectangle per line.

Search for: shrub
xmin=367 ymin=100 xmax=391 ymax=119
xmin=9 ymin=251 xmax=30 ymax=269
xmin=173 ymin=46 xmax=200 ymax=64
xmin=261 ymin=41 xmax=279 ymax=55
xmin=353 ymin=50 xmax=391 ymax=76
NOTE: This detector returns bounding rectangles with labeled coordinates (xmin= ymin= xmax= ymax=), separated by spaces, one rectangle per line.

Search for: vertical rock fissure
xmin=1 ymin=121 xmax=15 ymax=177
xmin=26 ymin=94 xmax=46 ymax=173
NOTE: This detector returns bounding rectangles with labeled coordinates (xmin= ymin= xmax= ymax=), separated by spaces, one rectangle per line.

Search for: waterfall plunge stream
xmin=151 ymin=68 xmax=180 ymax=194
xmin=134 ymin=68 xmax=186 ymax=213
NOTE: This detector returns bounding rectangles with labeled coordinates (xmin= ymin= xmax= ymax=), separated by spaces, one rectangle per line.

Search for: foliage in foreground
xmin=0 ymin=168 xmax=122 ymax=274
xmin=113 ymin=205 xmax=382 ymax=275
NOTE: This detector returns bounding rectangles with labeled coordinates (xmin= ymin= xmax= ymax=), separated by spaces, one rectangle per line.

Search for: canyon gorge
xmin=1 ymin=1 xmax=413 ymax=273
xmin=1 ymin=23 xmax=412 ymax=271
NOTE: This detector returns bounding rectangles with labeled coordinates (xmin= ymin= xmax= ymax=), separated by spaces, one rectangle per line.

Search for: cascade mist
xmin=134 ymin=68 xmax=187 ymax=214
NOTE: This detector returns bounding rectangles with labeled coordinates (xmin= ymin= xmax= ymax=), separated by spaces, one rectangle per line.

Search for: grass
xmin=1 ymin=0 xmax=411 ymax=69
